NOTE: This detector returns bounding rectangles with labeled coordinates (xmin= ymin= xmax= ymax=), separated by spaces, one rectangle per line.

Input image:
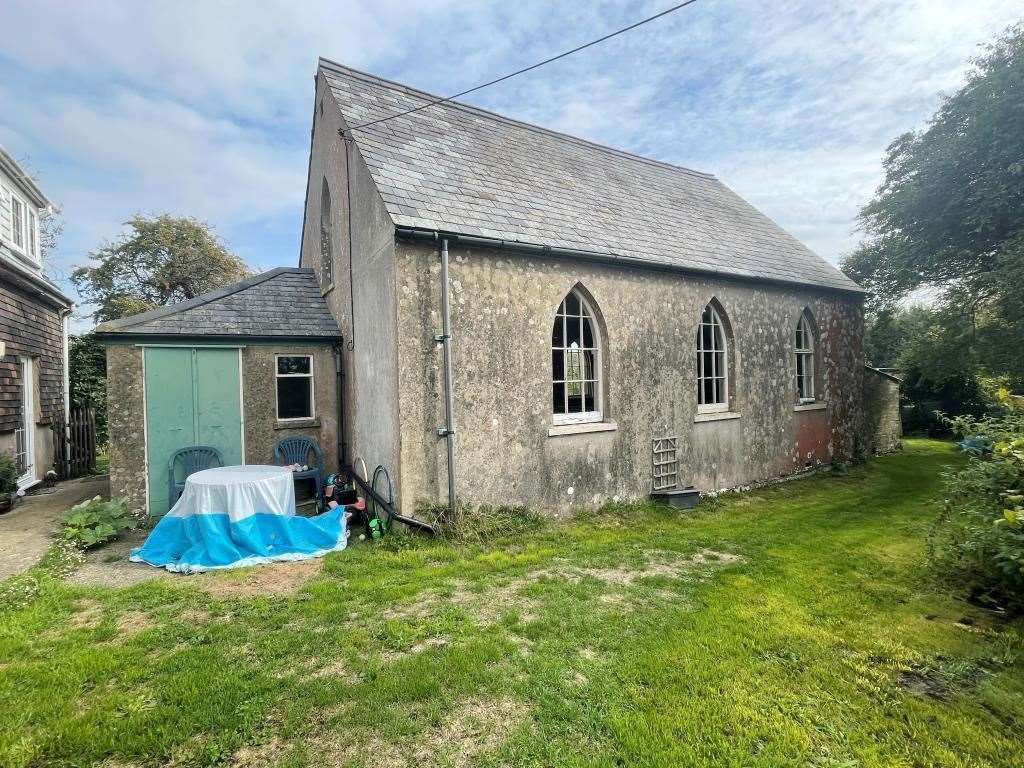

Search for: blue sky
xmin=1 ymin=0 xmax=1020 ymax=331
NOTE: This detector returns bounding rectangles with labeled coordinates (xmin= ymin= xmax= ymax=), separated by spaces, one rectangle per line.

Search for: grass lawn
xmin=1 ymin=439 xmax=1022 ymax=767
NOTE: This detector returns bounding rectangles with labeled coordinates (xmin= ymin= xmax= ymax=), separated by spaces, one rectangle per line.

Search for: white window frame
xmin=7 ymin=191 xmax=40 ymax=265
xmin=275 ymin=353 xmax=315 ymax=421
xmin=795 ymin=314 xmax=816 ymax=403
xmin=10 ymin=193 xmax=25 ymax=253
xmin=697 ymin=303 xmax=729 ymax=413
xmin=551 ymin=289 xmax=603 ymax=425
xmin=27 ymin=208 xmax=38 ymax=260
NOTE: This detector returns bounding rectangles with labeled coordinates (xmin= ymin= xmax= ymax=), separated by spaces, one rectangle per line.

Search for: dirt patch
xmin=66 ymin=528 xmax=169 ymax=589
xmin=70 ymin=598 xmax=103 ymax=629
xmin=116 ymin=610 xmax=155 ymax=637
xmin=230 ymin=737 xmax=287 ymax=768
xmin=193 ymin=560 xmax=323 ymax=599
xmin=379 ymin=549 xmax=738 ymax=631
xmin=238 ymin=696 xmax=525 ymax=768
xmin=896 ymin=669 xmax=950 ymax=700
xmin=309 ymin=658 xmax=362 ymax=684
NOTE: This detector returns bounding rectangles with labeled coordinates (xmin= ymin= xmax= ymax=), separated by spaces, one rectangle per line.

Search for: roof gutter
xmin=394 ymin=227 xmax=867 ymax=296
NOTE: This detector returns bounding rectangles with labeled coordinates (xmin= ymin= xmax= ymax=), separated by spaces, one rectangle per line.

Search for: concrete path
xmin=0 ymin=475 xmax=110 ymax=580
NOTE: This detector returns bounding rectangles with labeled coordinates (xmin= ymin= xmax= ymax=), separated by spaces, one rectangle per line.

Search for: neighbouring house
xmin=0 ymin=145 xmax=73 ymax=491
xmin=102 ymin=59 xmax=901 ymax=518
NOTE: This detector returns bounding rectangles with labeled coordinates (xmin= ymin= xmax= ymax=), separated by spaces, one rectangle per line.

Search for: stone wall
xmin=241 ymin=343 xmax=339 ymax=469
xmin=106 ymin=344 xmax=147 ymax=515
xmin=862 ymin=366 xmax=902 ymax=455
xmin=395 ymin=241 xmax=865 ymax=514
xmin=299 ymin=72 xmax=401 ymax=490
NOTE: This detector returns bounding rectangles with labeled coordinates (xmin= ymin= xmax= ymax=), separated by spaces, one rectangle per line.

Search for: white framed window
xmin=276 ymin=354 xmax=314 ymax=420
xmin=10 ymin=194 xmax=25 ymax=251
xmin=795 ymin=313 xmax=816 ymax=402
xmin=27 ymin=208 xmax=37 ymax=259
xmin=7 ymin=192 xmax=39 ymax=263
xmin=697 ymin=303 xmax=729 ymax=412
xmin=552 ymin=288 xmax=602 ymax=424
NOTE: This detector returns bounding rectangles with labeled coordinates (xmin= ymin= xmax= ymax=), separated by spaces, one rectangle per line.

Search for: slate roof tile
xmin=95 ymin=268 xmax=341 ymax=339
xmin=321 ymin=60 xmax=860 ymax=293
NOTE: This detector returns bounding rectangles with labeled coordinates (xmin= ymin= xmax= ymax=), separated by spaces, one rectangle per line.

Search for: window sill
xmin=274 ymin=417 xmax=321 ymax=431
xmin=793 ymin=402 xmax=827 ymax=412
xmin=694 ymin=411 xmax=741 ymax=423
xmin=548 ymin=421 xmax=618 ymax=437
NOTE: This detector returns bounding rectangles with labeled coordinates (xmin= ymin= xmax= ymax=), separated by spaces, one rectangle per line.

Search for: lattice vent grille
xmin=652 ymin=437 xmax=678 ymax=491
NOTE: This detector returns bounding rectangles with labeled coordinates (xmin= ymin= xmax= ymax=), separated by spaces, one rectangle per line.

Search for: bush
xmin=929 ymin=389 xmax=1024 ymax=613
xmin=61 ymin=496 xmax=135 ymax=549
xmin=0 ymin=452 xmax=17 ymax=497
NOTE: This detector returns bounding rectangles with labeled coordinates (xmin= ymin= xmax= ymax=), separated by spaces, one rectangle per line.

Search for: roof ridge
xmin=317 ymin=58 xmax=715 ymax=181
xmin=96 ymin=267 xmax=309 ymax=332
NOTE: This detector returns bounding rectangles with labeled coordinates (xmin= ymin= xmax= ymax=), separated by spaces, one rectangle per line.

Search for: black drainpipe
xmin=333 ymin=341 xmax=346 ymax=471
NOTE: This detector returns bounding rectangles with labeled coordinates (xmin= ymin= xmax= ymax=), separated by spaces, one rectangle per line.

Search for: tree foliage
xmin=71 ymin=214 xmax=249 ymax=323
xmin=69 ymin=333 xmax=108 ymax=444
xmin=845 ymin=24 xmax=1024 ymax=390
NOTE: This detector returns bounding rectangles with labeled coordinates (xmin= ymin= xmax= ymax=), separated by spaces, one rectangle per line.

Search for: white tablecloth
xmin=171 ymin=465 xmax=295 ymax=522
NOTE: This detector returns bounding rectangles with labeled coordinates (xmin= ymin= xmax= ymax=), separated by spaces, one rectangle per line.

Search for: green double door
xmin=144 ymin=347 xmax=243 ymax=516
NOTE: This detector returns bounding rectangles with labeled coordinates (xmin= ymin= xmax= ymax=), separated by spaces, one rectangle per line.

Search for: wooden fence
xmin=53 ymin=405 xmax=97 ymax=480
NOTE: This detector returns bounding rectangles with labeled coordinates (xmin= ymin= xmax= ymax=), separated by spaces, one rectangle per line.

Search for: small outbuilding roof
xmin=95 ymin=267 xmax=341 ymax=340
xmin=321 ymin=59 xmax=863 ymax=294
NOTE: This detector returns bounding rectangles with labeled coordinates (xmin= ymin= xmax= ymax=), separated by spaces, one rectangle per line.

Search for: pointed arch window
xmin=795 ymin=312 xmax=816 ymax=402
xmin=552 ymin=288 xmax=602 ymax=424
xmin=697 ymin=303 xmax=729 ymax=412
xmin=319 ymin=177 xmax=333 ymax=288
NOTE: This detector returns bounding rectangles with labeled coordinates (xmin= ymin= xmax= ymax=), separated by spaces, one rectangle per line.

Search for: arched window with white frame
xmin=794 ymin=311 xmax=816 ymax=402
xmin=697 ymin=302 xmax=730 ymax=412
xmin=552 ymin=288 xmax=602 ymax=424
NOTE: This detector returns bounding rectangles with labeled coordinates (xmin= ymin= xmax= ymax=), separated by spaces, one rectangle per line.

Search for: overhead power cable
xmin=341 ymin=0 xmax=700 ymax=134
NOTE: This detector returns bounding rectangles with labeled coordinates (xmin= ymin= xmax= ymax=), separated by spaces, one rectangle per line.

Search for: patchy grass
xmin=0 ymin=440 xmax=1021 ymax=767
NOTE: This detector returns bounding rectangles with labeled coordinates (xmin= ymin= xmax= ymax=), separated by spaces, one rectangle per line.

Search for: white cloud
xmin=0 ymin=0 xmax=1020 ymax=321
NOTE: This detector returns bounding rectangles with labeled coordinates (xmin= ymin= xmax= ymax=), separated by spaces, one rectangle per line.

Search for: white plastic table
xmin=174 ymin=465 xmax=296 ymax=521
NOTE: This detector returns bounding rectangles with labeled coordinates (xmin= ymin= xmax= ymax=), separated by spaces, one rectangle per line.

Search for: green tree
xmin=72 ymin=214 xmax=249 ymax=323
xmin=843 ymin=23 xmax=1024 ymax=388
xmin=68 ymin=333 xmax=108 ymax=444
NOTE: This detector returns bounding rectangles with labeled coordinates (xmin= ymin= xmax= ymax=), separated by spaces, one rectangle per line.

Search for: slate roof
xmin=321 ymin=59 xmax=862 ymax=294
xmin=95 ymin=268 xmax=341 ymax=339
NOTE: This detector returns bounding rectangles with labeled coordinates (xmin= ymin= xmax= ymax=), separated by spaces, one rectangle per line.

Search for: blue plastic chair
xmin=273 ymin=437 xmax=324 ymax=510
xmin=167 ymin=446 xmax=224 ymax=507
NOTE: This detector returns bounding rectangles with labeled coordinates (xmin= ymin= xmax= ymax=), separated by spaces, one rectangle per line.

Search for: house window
xmin=795 ymin=312 xmax=816 ymax=402
xmin=697 ymin=302 xmax=729 ymax=412
xmin=28 ymin=209 xmax=37 ymax=259
xmin=10 ymin=195 xmax=25 ymax=251
xmin=276 ymin=355 xmax=314 ymax=420
xmin=320 ymin=177 xmax=333 ymax=288
xmin=552 ymin=288 xmax=602 ymax=424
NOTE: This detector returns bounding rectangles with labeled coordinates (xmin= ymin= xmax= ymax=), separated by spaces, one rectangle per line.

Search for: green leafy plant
xmin=929 ymin=389 xmax=1024 ymax=613
xmin=0 ymin=451 xmax=17 ymax=497
xmin=61 ymin=496 xmax=135 ymax=549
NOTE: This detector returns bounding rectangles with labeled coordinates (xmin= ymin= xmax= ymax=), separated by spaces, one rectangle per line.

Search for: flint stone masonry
xmin=106 ymin=344 xmax=147 ymax=515
xmin=862 ymin=367 xmax=902 ymax=455
xmin=395 ymin=241 xmax=865 ymax=514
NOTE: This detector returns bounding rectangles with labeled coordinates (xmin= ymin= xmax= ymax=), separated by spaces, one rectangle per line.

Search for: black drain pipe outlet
xmin=437 ymin=237 xmax=457 ymax=514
